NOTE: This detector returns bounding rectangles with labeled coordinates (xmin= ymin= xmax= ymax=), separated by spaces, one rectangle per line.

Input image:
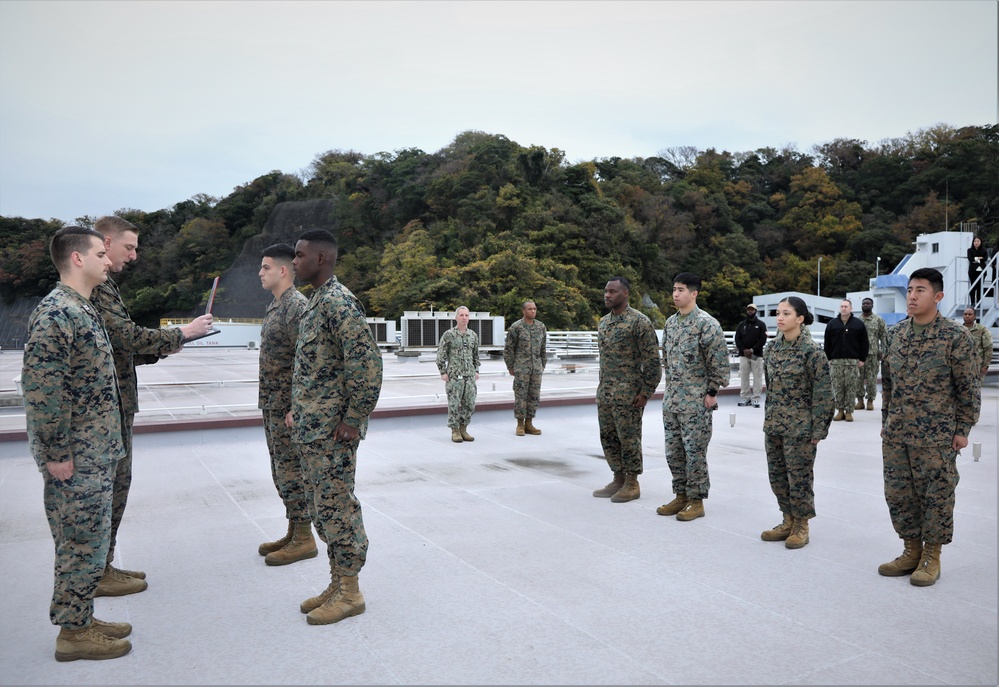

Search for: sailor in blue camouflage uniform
xmin=656 ymin=273 xmax=729 ymax=521
xmin=90 ymin=216 xmax=214 ymax=596
xmin=290 ymin=229 xmax=383 ymax=625
xmin=437 ymin=306 xmax=481 ymax=443
xmin=878 ymin=268 xmax=980 ymax=587
xmin=759 ymin=297 xmax=834 ymax=549
xmin=503 ymin=300 xmax=547 ymax=436
xmin=23 ymin=226 xmax=132 ymax=662
xmin=592 ymin=277 xmax=662 ymax=503
xmin=256 ymin=243 xmax=316 ymax=566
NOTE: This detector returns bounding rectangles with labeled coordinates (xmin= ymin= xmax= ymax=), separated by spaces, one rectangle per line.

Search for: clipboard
xmin=183 ymin=276 xmax=222 ymax=343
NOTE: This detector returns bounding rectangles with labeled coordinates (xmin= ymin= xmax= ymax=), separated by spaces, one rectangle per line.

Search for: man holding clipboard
xmin=90 ymin=216 xmax=215 ymax=599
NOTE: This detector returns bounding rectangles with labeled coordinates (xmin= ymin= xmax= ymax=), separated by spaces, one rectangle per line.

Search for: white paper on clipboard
xmin=183 ymin=276 xmax=222 ymax=343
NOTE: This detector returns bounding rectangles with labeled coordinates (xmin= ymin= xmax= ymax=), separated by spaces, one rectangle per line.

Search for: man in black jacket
xmin=824 ymin=299 xmax=869 ymax=422
xmin=734 ymin=303 xmax=768 ymax=407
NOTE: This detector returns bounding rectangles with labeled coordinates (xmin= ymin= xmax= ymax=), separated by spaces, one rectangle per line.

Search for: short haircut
xmin=862 ymin=297 xmax=873 ymax=304
xmin=841 ymin=299 xmax=852 ymax=305
xmin=455 ymin=305 xmax=470 ymax=315
xmin=607 ymin=276 xmax=631 ymax=291
xmin=298 ymin=229 xmax=338 ymax=251
xmin=673 ymin=272 xmax=701 ymax=291
xmin=909 ymin=267 xmax=944 ymax=293
xmin=261 ymin=243 xmax=296 ymax=262
xmin=522 ymin=300 xmax=535 ymax=309
xmin=50 ymin=226 xmax=104 ymax=272
xmin=780 ymin=296 xmax=814 ymax=326
xmin=94 ymin=215 xmax=138 ymax=237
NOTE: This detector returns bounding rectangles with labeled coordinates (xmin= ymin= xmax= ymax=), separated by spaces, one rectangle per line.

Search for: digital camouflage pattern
xmin=829 ymin=359 xmax=860 ymax=411
xmin=763 ymin=333 xmax=834 ymax=441
xmin=91 ymin=277 xmax=184 ymax=415
xmin=597 ymin=307 xmax=661 ymax=406
xmin=292 ymin=277 xmax=383 ymax=444
xmin=661 ymin=306 xmax=728 ymax=499
xmin=858 ymin=312 xmax=888 ymax=402
xmin=763 ymin=332 xmax=834 ymax=519
xmin=291 ymin=276 xmax=382 ymax=576
xmin=91 ymin=276 xmax=185 ymax=564
xmin=881 ymin=314 xmax=981 ymax=545
xmin=966 ymin=322 xmax=993 ymax=378
xmin=436 ymin=327 xmax=480 ymax=429
xmin=596 ymin=307 xmax=661 ymax=474
xmin=23 ymin=283 xmax=124 ymax=628
xmin=503 ymin=318 xmax=547 ymax=420
xmin=259 ymin=286 xmax=309 ymax=521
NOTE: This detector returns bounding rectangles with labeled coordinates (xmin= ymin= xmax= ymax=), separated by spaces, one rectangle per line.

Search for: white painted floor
xmin=0 ymin=357 xmax=996 ymax=685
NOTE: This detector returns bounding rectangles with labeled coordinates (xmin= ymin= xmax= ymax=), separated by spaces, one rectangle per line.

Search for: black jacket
xmin=824 ymin=315 xmax=869 ymax=361
xmin=735 ymin=316 xmax=768 ymax=357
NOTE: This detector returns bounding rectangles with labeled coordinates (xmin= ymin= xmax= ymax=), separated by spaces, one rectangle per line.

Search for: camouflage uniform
xmin=503 ymin=318 xmax=547 ymax=420
xmin=763 ymin=332 xmax=834 ymax=519
xmin=292 ymin=276 xmax=383 ymax=577
xmin=858 ymin=312 xmax=888 ymax=403
xmin=90 ymin=277 xmax=183 ymax=567
xmin=661 ymin=306 xmax=729 ymax=499
xmin=23 ymin=283 xmax=125 ymax=628
xmin=881 ymin=314 xmax=980 ymax=545
xmin=596 ymin=307 xmax=662 ymax=475
xmin=965 ymin=322 xmax=993 ymax=380
xmin=436 ymin=327 xmax=481 ymax=429
xmin=258 ymin=286 xmax=309 ymax=521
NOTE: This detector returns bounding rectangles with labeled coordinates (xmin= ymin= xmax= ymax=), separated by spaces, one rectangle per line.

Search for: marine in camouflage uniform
xmin=593 ymin=277 xmax=662 ymax=503
xmin=857 ymin=304 xmax=888 ymax=408
xmin=762 ymin=330 xmax=834 ymax=527
xmin=963 ymin=307 xmax=993 ymax=382
xmin=257 ymin=253 xmax=314 ymax=564
xmin=24 ymin=282 xmax=125 ymax=632
xmin=436 ymin=309 xmax=481 ymax=438
xmin=879 ymin=270 xmax=980 ymax=586
xmin=660 ymin=304 xmax=729 ymax=511
xmin=91 ymin=276 xmax=183 ymax=588
xmin=503 ymin=302 xmax=547 ymax=434
xmin=291 ymin=233 xmax=383 ymax=624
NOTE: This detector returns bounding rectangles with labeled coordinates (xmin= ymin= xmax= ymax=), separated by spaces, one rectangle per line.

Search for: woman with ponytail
xmin=760 ymin=297 xmax=834 ymax=548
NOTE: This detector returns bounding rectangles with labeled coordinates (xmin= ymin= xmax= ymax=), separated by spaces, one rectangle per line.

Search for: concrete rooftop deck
xmin=0 ymin=349 xmax=996 ymax=685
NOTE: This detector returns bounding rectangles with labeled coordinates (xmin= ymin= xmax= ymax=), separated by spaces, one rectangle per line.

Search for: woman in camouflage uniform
xmin=760 ymin=297 xmax=834 ymax=549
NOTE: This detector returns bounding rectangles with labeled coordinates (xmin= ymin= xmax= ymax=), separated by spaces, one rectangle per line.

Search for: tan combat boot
xmin=844 ymin=412 xmax=854 ymax=422
xmin=610 ymin=473 xmax=640 ymax=502
xmin=451 ymin=428 xmax=463 ymax=443
xmin=676 ymin=498 xmax=705 ymax=521
xmin=855 ymin=399 xmax=865 ymax=410
xmin=761 ymin=513 xmax=793 ymax=541
xmin=459 ymin=425 xmax=474 ymax=442
xmin=90 ymin=617 xmax=132 ymax=639
xmin=656 ymin=494 xmax=688 ymax=516
xmin=866 ymin=399 xmax=875 ymax=411
xmin=54 ymin=626 xmax=132 ymax=662
xmin=516 ymin=419 xmax=525 ymax=436
xmin=300 ymin=566 xmax=340 ymax=614
xmin=524 ymin=419 xmax=541 ymax=435
xmin=265 ymin=520 xmax=319 ymax=566
xmin=833 ymin=410 xmax=845 ymax=421
xmin=877 ymin=538 xmax=923 ymax=576
xmin=259 ymin=520 xmax=294 ymax=556
xmin=307 ymin=574 xmax=366 ymax=625
xmin=108 ymin=564 xmax=146 ymax=580
xmin=592 ymin=471 xmax=625 ymax=498
xmin=95 ymin=564 xmax=148 ymax=597
xmin=785 ymin=517 xmax=810 ymax=548
xmin=910 ymin=542 xmax=942 ymax=587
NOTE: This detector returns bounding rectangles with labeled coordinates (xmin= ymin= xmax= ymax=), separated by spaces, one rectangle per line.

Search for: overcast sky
xmin=1 ymin=0 xmax=995 ymax=224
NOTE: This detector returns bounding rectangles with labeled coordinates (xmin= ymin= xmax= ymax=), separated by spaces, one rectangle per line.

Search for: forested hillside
xmin=1 ymin=123 xmax=996 ymax=330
